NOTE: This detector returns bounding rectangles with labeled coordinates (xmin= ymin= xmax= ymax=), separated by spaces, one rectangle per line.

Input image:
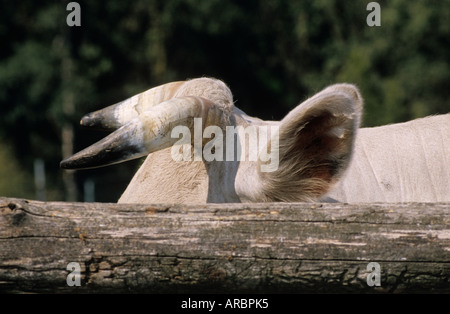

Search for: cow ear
xmin=259 ymin=84 xmax=363 ymax=202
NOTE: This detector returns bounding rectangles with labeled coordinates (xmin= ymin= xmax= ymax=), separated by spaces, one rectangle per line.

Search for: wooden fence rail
xmin=0 ymin=197 xmax=449 ymax=293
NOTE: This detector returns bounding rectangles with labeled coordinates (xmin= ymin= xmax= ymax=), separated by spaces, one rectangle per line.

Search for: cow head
xmin=61 ymin=78 xmax=362 ymax=203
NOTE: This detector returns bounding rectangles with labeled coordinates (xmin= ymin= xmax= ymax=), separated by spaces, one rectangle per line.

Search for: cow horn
xmin=61 ymin=96 xmax=218 ymax=169
xmin=80 ymin=81 xmax=185 ymax=131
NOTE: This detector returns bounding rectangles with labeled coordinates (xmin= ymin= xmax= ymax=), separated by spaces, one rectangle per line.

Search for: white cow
xmin=327 ymin=114 xmax=450 ymax=202
xmin=60 ymin=78 xmax=450 ymax=203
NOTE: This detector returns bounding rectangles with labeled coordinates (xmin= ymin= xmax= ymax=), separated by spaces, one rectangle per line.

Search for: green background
xmin=0 ymin=0 xmax=448 ymax=201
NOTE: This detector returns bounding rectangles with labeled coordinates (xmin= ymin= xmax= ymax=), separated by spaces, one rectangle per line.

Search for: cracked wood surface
xmin=0 ymin=197 xmax=449 ymax=293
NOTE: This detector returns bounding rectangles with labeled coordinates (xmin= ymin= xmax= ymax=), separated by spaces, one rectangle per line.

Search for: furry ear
xmin=259 ymin=84 xmax=363 ymax=202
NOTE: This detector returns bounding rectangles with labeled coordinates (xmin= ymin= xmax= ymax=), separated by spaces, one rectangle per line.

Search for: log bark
xmin=0 ymin=197 xmax=449 ymax=293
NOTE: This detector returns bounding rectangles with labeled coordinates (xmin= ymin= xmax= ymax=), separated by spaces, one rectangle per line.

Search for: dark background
xmin=0 ymin=0 xmax=448 ymax=202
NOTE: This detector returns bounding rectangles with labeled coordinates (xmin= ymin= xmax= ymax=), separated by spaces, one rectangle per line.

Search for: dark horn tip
xmin=80 ymin=113 xmax=95 ymax=127
xmin=60 ymin=158 xmax=74 ymax=169
xmin=60 ymin=155 xmax=87 ymax=169
xmin=80 ymin=112 xmax=120 ymax=132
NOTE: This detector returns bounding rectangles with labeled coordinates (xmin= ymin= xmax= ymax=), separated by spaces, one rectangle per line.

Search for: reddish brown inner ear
xmin=259 ymin=109 xmax=355 ymax=202
xmin=287 ymin=111 xmax=352 ymax=182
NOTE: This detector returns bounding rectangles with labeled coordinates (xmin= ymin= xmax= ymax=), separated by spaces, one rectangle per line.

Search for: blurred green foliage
xmin=0 ymin=0 xmax=448 ymax=201
xmin=0 ymin=138 xmax=34 ymax=199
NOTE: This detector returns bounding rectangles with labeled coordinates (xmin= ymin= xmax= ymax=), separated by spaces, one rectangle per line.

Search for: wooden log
xmin=0 ymin=197 xmax=449 ymax=293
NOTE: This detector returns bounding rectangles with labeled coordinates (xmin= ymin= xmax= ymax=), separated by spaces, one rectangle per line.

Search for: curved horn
xmin=80 ymin=81 xmax=185 ymax=131
xmin=60 ymin=96 xmax=220 ymax=170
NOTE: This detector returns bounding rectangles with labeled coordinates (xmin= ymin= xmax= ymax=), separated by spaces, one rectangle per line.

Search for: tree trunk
xmin=59 ymin=24 xmax=78 ymax=202
xmin=61 ymin=55 xmax=78 ymax=202
xmin=0 ymin=197 xmax=449 ymax=293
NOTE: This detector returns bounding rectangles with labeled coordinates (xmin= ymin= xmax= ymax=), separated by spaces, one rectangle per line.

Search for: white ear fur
xmin=258 ymin=84 xmax=363 ymax=202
